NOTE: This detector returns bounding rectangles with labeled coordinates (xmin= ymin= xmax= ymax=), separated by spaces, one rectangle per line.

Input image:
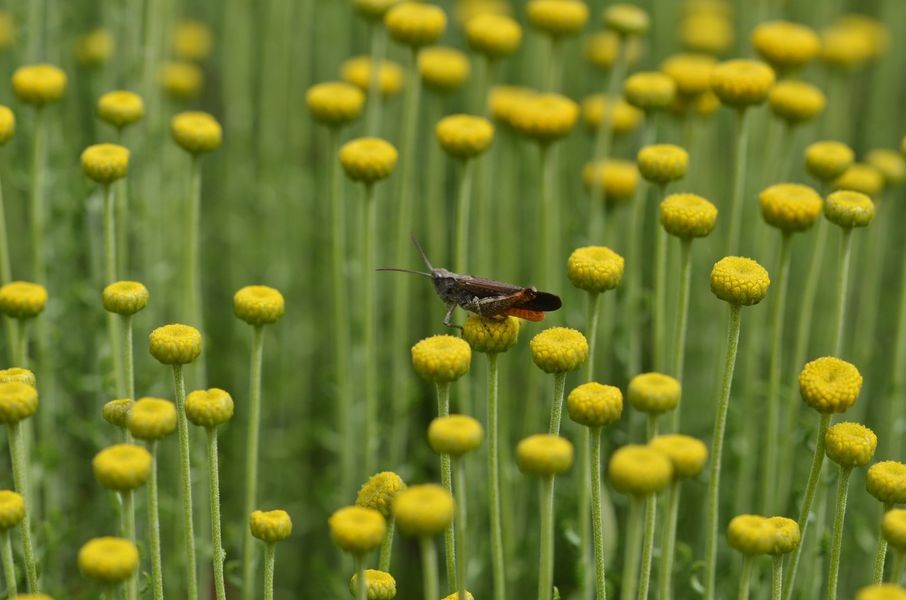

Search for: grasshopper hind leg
xmin=443 ymin=304 xmax=463 ymax=330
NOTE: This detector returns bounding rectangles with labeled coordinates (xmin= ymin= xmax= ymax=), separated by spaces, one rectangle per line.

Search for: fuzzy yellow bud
xmin=0 ymin=382 xmax=37 ymax=424
xmin=709 ymin=257 xmax=770 ymax=306
xmin=465 ymin=13 xmax=522 ymax=58
xmin=566 ymin=382 xmax=622 ymax=428
xmin=799 ymin=357 xmax=862 ymax=414
xmin=339 ymin=137 xmax=399 ymax=184
xmin=97 ymin=91 xmax=144 ymax=129
xmin=78 ymin=537 xmax=139 ymax=583
xmin=356 ymin=472 xmax=407 ymax=519
xmin=526 ymin=0 xmax=588 ymax=37
xmin=251 ymin=509 xmax=294 ymax=543
xmin=462 ymin=315 xmax=519 ymax=354
xmin=825 ymin=422 xmax=877 ymax=468
xmin=516 ymin=434 xmax=574 ymax=476
xmin=0 ymin=281 xmax=47 ymax=319
xmin=637 ymin=144 xmax=688 ymax=185
xmin=0 ymin=491 xmax=25 ymax=530
xmin=411 ymin=335 xmax=471 ymax=383
xmin=824 ymin=190 xmax=875 ymax=229
xmin=768 ymin=80 xmax=826 ymax=125
xmin=233 ymin=285 xmax=285 ymax=326
xmin=660 ymin=193 xmax=718 ymax=239
xmin=349 ymin=569 xmax=397 ymax=599
xmin=171 ymin=111 xmax=222 ymax=154
xmin=81 ymin=143 xmax=129 ymax=184
xmin=435 ymin=114 xmax=494 ymax=159
xmin=393 ymin=484 xmax=454 ymax=537
xmin=126 ymin=398 xmax=177 ymax=441
xmin=419 ymin=47 xmax=470 ymax=93
xmin=306 ymin=82 xmax=366 ymax=127
xmin=609 ymin=444 xmax=673 ymax=495
xmin=385 ymin=2 xmax=447 ymax=47
xmin=159 ymin=61 xmax=203 ymax=100
xmin=628 ymin=372 xmax=680 ymax=415
xmin=509 ymin=93 xmax=579 ymax=143
xmin=428 ymin=414 xmax=484 ymax=456
xmin=530 ymin=327 xmax=588 ymax=374
xmin=149 ymin=323 xmax=202 ymax=365
xmin=867 ymin=461 xmax=906 ymax=506
xmin=567 ymin=246 xmax=624 ymax=294
xmin=12 ymin=64 xmax=67 ymax=106
xmin=102 ymin=281 xmax=149 ymax=316
xmin=650 ymin=434 xmax=708 ymax=479
xmin=0 ymin=106 xmax=14 ymax=145
xmin=185 ymin=388 xmax=234 ymax=428
xmin=758 ymin=183 xmax=823 ymax=232
xmin=805 ymin=141 xmax=854 ymax=182
xmin=93 ymin=444 xmax=152 ymax=491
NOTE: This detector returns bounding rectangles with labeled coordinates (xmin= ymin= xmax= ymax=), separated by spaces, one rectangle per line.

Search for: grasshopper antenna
xmin=410 ymin=234 xmax=435 ymax=271
xmin=375 ymin=267 xmax=432 ymax=278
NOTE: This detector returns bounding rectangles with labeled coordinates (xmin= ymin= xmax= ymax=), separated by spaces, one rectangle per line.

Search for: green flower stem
xmin=263 ymin=542 xmax=276 ymax=600
xmin=590 ymin=427 xmax=607 ymax=600
xmin=0 ymin=170 xmax=12 ymax=284
xmin=759 ymin=232 xmax=792 ymax=515
xmin=30 ymin=106 xmax=46 ymax=284
xmin=657 ymin=480 xmax=681 ymax=600
xmin=831 ymin=227 xmax=853 ymax=357
xmin=122 ymin=489 xmax=137 ymax=600
xmin=356 ymin=554 xmax=366 ymax=600
xmin=782 ymin=413 xmax=831 ymax=600
xmin=14 ymin=319 xmax=27 ymax=368
xmin=454 ymin=158 xmax=475 ymax=274
xmin=772 ymin=555 xmax=783 ymax=600
xmin=327 ymin=127 xmax=353 ymax=496
xmin=592 ymin=39 xmax=628 ymax=172
xmin=873 ymin=504 xmax=893 ymax=584
xmin=887 ymin=243 xmax=906 ymax=458
xmin=206 ymin=427 xmax=227 ymax=600
xmin=365 ymin=23 xmax=387 ymax=136
xmin=892 ymin=551 xmax=905 ymax=584
xmin=548 ymin=371 xmax=568 ymax=435
xmin=121 ymin=314 xmax=135 ymax=446
xmin=621 ymin=496 xmax=643 ymax=600
xmin=363 ymin=183 xmax=378 ymax=476
xmin=421 ymin=537 xmax=440 ymax=600
xmin=454 ymin=458 xmax=469 ymax=598
xmin=639 ymin=492 xmax=658 ymax=599
xmin=378 ymin=517 xmax=395 ymax=573
xmin=184 ymin=155 xmax=206 ymax=382
xmin=436 ymin=382 xmax=457 ymax=590
xmin=703 ymin=303 xmax=743 ymax=600
xmin=578 ymin=425 xmax=592 ymax=597
xmin=538 ymin=142 xmax=560 ymax=291
xmin=585 ymin=292 xmax=601 ymax=381
xmin=826 ymin=465 xmax=852 ymax=600
xmin=486 ymin=353 xmax=506 ymax=600
xmin=242 ymin=323 xmax=264 ymax=600
xmin=146 ymin=441 xmax=163 ymax=600
xmin=726 ymin=108 xmax=751 ymax=255
xmin=171 ymin=365 xmax=198 ymax=599
xmin=538 ymin=475 xmax=556 ymax=600
xmin=8 ymin=422 xmax=37 ymax=592
xmin=0 ymin=528 xmax=15 ymax=598
xmin=544 ymin=37 xmax=562 ymax=92
xmin=738 ymin=556 xmax=753 ymax=600
xmin=115 ymin=140 xmax=130 ymax=278
xmin=103 ymin=182 xmax=117 ymax=283
xmin=668 ymin=238 xmax=693 ymax=432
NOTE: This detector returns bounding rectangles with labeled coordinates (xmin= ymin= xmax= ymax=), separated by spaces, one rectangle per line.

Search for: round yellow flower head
xmin=233 ymin=285 xmax=285 ymax=326
xmin=462 ymin=314 xmax=519 ymax=354
xmin=567 ymin=246 xmax=624 ymax=294
xmin=185 ymin=388 xmax=234 ymax=428
xmin=660 ymin=193 xmax=718 ymax=239
xmin=767 ymin=516 xmax=800 ymax=554
xmin=12 ymin=595 xmax=56 ymax=600
xmin=517 ymin=434 xmax=574 ymax=476
xmin=12 ymin=64 xmax=66 ymax=106
xmin=419 ymin=46 xmax=470 ymax=92
xmin=566 ymin=382 xmax=622 ymax=428
xmin=882 ymin=509 xmax=906 ymax=552
xmin=456 ymin=0 xmax=509 ymax=23
xmin=661 ymin=53 xmax=718 ymax=97
xmin=428 ymin=414 xmax=484 ymax=456
xmin=159 ymin=61 xmax=203 ymax=100
xmin=251 ymin=509 xmax=293 ymax=543
xmin=526 ymin=0 xmax=588 ymax=37
xmin=584 ymin=32 xmax=640 ymax=71
xmin=393 ymin=484 xmax=454 ymax=537
xmin=435 ymin=114 xmax=494 ymax=159
xmin=679 ymin=12 xmax=734 ymax=56
xmin=768 ymin=80 xmax=826 ymax=125
xmin=171 ymin=111 xmax=222 ymax=154
xmin=0 ymin=490 xmax=24 ymax=530
xmin=867 ymin=461 xmax=906 ymax=506
xmin=489 ymin=85 xmax=535 ymax=126
xmin=339 ymin=137 xmax=399 ymax=184
xmin=799 ymin=357 xmax=862 ymax=414
xmin=341 ymin=56 xmax=405 ymax=97
xmin=805 ymin=141 xmax=854 ymax=182
xmin=149 ymin=323 xmax=202 ymax=365
xmin=758 ymin=183 xmax=822 ymax=233
xmin=93 ymin=443 xmax=152 ymax=491
xmin=411 ymin=335 xmax=471 ymax=383
xmin=102 ymin=399 xmax=133 ymax=428
xmin=356 ymin=472 xmax=407 ymax=519
xmin=650 ymin=434 xmax=707 ymax=479
xmin=0 ymin=368 xmax=35 ymax=388
xmin=509 ymin=93 xmax=579 ymax=143
xmin=385 ymin=3 xmax=447 ymax=47
xmin=306 ymin=82 xmax=366 ymax=127
xmin=0 ymin=281 xmax=47 ymax=319
xmin=0 ymin=106 xmax=14 ymax=145
xmin=581 ymin=94 xmax=644 ymax=135
xmin=102 ymin=281 xmax=149 ymax=316
xmin=609 ymin=444 xmax=673 ymax=495
xmin=833 ymin=164 xmax=884 ymax=199
xmin=866 ymin=149 xmax=906 ymax=187
xmin=354 ymin=0 xmax=402 ymax=20
xmin=824 ymin=190 xmax=875 ymax=229
xmin=834 ymin=15 xmax=888 ymax=60
xmin=127 ymin=398 xmax=177 ymax=441
xmin=0 ymin=382 xmax=38 ymax=424
xmin=0 ymin=11 xmax=13 ymax=51
xmin=709 ymin=257 xmax=770 ymax=306
xmin=76 ymin=29 xmax=114 ymax=68
xmin=465 ymin=13 xmax=522 ymax=58
xmin=752 ymin=21 xmax=820 ymax=72
xmin=727 ymin=514 xmax=775 ymax=555
xmin=97 ymin=91 xmax=144 ymax=129
xmin=329 ymin=506 xmax=386 ymax=553
xmin=81 ymin=143 xmax=129 ymax=184
xmin=530 ymin=327 xmax=588 ymax=374
xmin=825 ymin=422 xmax=877 ymax=468
xmin=442 ymin=593 xmax=475 ymax=600
xmin=603 ymin=3 xmax=649 ymax=36
xmin=856 ymin=584 xmax=906 ymax=600
xmin=628 ymin=372 xmax=680 ymax=415
xmin=79 ymin=537 xmax=139 ymax=583
xmin=820 ymin=25 xmax=873 ymax=71
xmin=582 ymin=159 xmax=639 ymax=204
xmin=624 ymin=72 xmax=676 ymax=113
xmin=710 ymin=59 xmax=775 ymax=108
xmin=349 ymin=569 xmax=397 ymax=599
xmin=172 ymin=20 xmax=213 ymax=62
xmin=637 ymin=144 xmax=688 ymax=185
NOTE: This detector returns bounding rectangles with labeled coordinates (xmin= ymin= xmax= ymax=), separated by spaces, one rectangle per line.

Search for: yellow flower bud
xmin=251 ymin=509 xmax=293 ymax=543
xmin=0 ymin=281 xmax=47 ymax=319
xmin=126 ymin=398 xmax=177 ymax=441
xmin=0 ymin=490 xmax=25 ymax=530
xmin=727 ymin=514 xmax=774 ymax=555
xmin=159 ymin=61 xmax=203 ymax=100
xmin=102 ymin=281 xmax=149 ymax=316
xmin=0 ymin=382 xmax=38 ymax=424
xmin=637 ymin=144 xmax=688 ymax=185
xmin=768 ymin=80 xmax=826 ymax=125
xmin=833 ymin=164 xmax=884 ymax=199
xmin=172 ymin=20 xmax=213 ymax=62
xmin=526 ymin=0 xmax=588 ymax=37
xmin=799 ymin=357 xmax=862 ymax=414
xmin=465 ymin=13 xmax=522 ymax=58
xmin=356 ymin=472 xmax=407 ymax=519
xmin=516 ymin=434 xmax=574 ymax=476
xmin=488 ymin=85 xmax=535 ymax=126
xmin=442 ymin=593 xmax=475 ymax=600
xmin=752 ymin=20 xmax=820 ymax=72
xmin=435 ymin=114 xmax=494 ymax=159
xmin=867 ymin=461 xmax=906 ymax=506
xmin=428 ymin=414 xmax=483 ymax=456
xmin=758 ymin=183 xmax=823 ymax=232
xmin=233 ymin=285 xmax=286 ymax=326
xmin=661 ymin=53 xmax=717 ymax=97
xmin=0 ymin=11 xmax=13 ymax=52
xmin=820 ymin=25 xmax=873 ymax=71
xmin=12 ymin=594 xmax=56 ymax=600
xmin=530 ymin=327 xmax=588 ymax=374
xmin=411 ymin=335 xmax=471 ymax=383
xmin=582 ymin=159 xmax=638 ymax=204
xmin=354 ymin=0 xmax=402 ymax=21
xmin=0 ymin=368 xmax=35 ymax=387
xmin=349 ymin=569 xmax=397 ymax=599
xmin=567 ymin=246 xmax=624 ymax=294
xmin=866 ymin=149 xmax=906 ymax=187
xmin=185 ymin=388 xmax=234 ymax=428
xmin=12 ymin=64 xmax=67 ymax=106
xmin=628 ymin=372 xmax=680 ymax=415
xmin=306 ymin=82 xmax=365 ymax=127
xmin=609 ymin=444 xmax=673 ymax=495
xmin=75 ymin=28 xmax=114 ymax=68
xmin=768 ymin=517 xmax=801 ymax=554
xmin=171 ymin=111 xmax=222 ymax=154
xmin=462 ymin=315 xmax=519 ymax=354
xmin=81 ymin=143 xmax=129 ymax=184
xmin=78 ymin=537 xmax=139 ymax=583
xmin=339 ymin=137 xmax=399 ymax=184
xmin=419 ymin=47 xmax=470 ymax=93
xmin=603 ymin=3 xmax=649 ymax=36
xmin=709 ymin=257 xmax=770 ymax=306
xmin=882 ymin=509 xmax=906 ymax=552
xmin=341 ymin=56 xmax=405 ymax=97
xmin=679 ymin=13 xmax=733 ymax=56
xmin=650 ymin=434 xmax=707 ymax=479
xmin=393 ymin=484 xmax=454 ymax=537
xmin=102 ymin=399 xmax=133 ymax=429
xmin=825 ymin=422 xmax=877 ymax=468
xmin=856 ymin=584 xmax=906 ymax=600
xmin=624 ymin=72 xmax=676 ymax=113
xmin=660 ymin=193 xmax=718 ymax=239
xmin=824 ymin=190 xmax=875 ymax=229
xmin=805 ymin=141 xmax=854 ymax=182
xmin=584 ymin=32 xmax=639 ymax=71
xmin=509 ymin=93 xmax=579 ymax=143
xmin=93 ymin=444 xmax=152 ymax=491
xmin=149 ymin=323 xmax=202 ymax=365
xmin=581 ymin=94 xmax=643 ymax=135
xmin=385 ymin=3 xmax=447 ymax=47
xmin=566 ymin=382 xmax=622 ymax=428
xmin=710 ymin=59 xmax=775 ymax=108
xmin=0 ymin=105 xmax=14 ymax=145
xmin=97 ymin=91 xmax=144 ymax=130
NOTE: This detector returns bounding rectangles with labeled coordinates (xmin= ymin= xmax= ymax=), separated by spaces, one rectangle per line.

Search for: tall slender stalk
xmin=887 ymin=240 xmax=906 ymax=458
xmin=356 ymin=555 xmax=366 ymax=600
xmin=892 ymin=551 xmax=905 ymax=585
xmin=772 ymin=555 xmax=783 ymax=600
xmin=873 ymin=504 xmax=893 ymax=584
xmin=8 ymin=422 xmax=37 ymax=592
xmin=454 ymin=159 xmax=475 ymax=274
xmin=726 ymin=109 xmax=751 ymax=255
xmin=831 ymin=227 xmax=853 ymax=357
xmin=652 ymin=188 xmax=668 ymax=373
xmin=454 ymin=459 xmax=468 ymax=599
xmin=738 ymin=557 xmax=753 ymax=600
xmin=0 ymin=528 xmax=16 ymax=598
xmin=578 ymin=289 xmax=599 ymax=598
xmin=0 ymin=169 xmax=15 ymax=358
xmin=538 ymin=143 xmax=558 ymax=291
xmin=29 ymin=107 xmax=46 ymax=284
xmin=436 ymin=382 xmax=456 ymax=589
xmin=365 ymin=24 xmax=387 ymax=136
xmin=621 ymin=496 xmax=643 ymax=600
xmin=668 ymin=239 xmax=693 ymax=432
xmin=421 ymin=537 xmax=440 ymax=600
xmin=590 ymin=428 xmax=607 ymax=600
xmin=184 ymin=156 xmax=206 ymax=382
xmin=207 ymin=427 xmax=227 ymax=600
xmin=362 ymin=183 xmax=378 ymax=476
xmin=146 ymin=441 xmax=163 ymax=600
xmin=263 ymin=542 xmax=276 ymax=600
xmin=538 ymin=476 xmax=555 ymax=600
xmin=378 ymin=518 xmax=395 ymax=572
xmin=548 ymin=372 xmax=567 ymax=435
xmin=242 ymin=324 xmax=264 ymax=600
xmin=826 ymin=465 xmax=852 ymax=600
xmin=122 ymin=489 xmax=137 ymax=600
xmin=171 ymin=365 xmax=198 ymax=599
xmin=486 ymin=353 xmax=506 ymax=600
xmin=639 ymin=491 xmax=658 ymax=599
xmin=658 ymin=480 xmax=681 ymax=600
